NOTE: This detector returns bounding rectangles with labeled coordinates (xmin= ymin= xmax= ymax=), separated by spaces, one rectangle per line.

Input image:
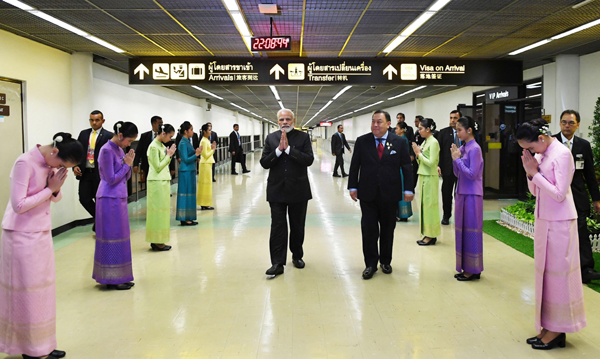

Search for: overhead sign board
xmin=129 ymin=58 xmax=523 ymax=86
xmin=319 ymin=121 xmax=332 ymax=127
xmin=0 ymin=93 xmax=5 ymax=104
xmin=0 ymin=105 xmax=9 ymax=116
xmin=485 ymin=86 xmax=519 ymax=103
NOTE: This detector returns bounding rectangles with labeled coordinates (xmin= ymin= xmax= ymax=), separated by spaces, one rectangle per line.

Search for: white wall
xmin=579 ymin=51 xmax=600 ymax=141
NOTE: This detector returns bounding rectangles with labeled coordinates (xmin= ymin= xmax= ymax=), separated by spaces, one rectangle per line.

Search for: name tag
xmin=575 ymin=154 xmax=584 ymax=170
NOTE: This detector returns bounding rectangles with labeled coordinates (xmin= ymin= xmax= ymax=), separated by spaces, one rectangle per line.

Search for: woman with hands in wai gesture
xmin=146 ymin=123 xmax=177 ymax=251
xmin=92 ymin=122 xmax=139 ymax=291
xmin=197 ymin=123 xmax=217 ymax=210
xmin=516 ymin=118 xmax=586 ymax=350
xmin=176 ymin=122 xmax=202 ymax=225
xmin=1 ymin=133 xmax=84 ymax=359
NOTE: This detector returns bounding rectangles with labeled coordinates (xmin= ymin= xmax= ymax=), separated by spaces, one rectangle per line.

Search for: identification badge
xmin=575 ymin=154 xmax=584 ymax=170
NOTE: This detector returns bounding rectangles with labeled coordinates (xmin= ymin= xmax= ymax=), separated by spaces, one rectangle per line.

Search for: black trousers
xmin=231 ymin=153 xmax=248 ymax=173
xmin=78 ymin=172 xmax=100 ymax=219
xmin=360 ymin=195 xmax=397 ymax=268
xmin=412 ymin=160 xmax=419 ymax=189
xmin=269 ymin=201 xmax=308 ymax=265
xmin=441 ymin=174 xmax=457 ymax=219
xmin=333 ymin=153 xmax=346 ymax=175
xmin=212 ymin=163 xmax=215 ymax=180
xmin=577 ymin=211 xmax=596 ymax=273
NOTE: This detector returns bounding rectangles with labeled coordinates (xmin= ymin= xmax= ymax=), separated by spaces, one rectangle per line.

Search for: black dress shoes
xmin=342 ymin=173 xmax=349 ymax=177
xmin=201 ymin=206 xmax=215 ymax=210
xmin=231 ymin=172 xmax=238 ymax=175
xmin=333 ymin=173 xmax=341 ymax=177
xmin=582 ymin=270 xmax=600 ymax=283
xmin=242 ymin=170 xmax=251 ymax=173
xmin=381 ymin=264 xmax=392 ymax=274
xmin=526 ymin=336 xmax=542 ymax=344
xmin=531 ymin=333 xmax=566 ymax=350
xmin=362 ymin=267 xmax=377 ymax=279
xmin=399 ymin=218 xmax=408 ymax=222
xmin=50 ymin=350 xmax=66 ymax=358
xmin=417 ymin=238 xmax=437 ymax=246
xmin=150 ymin=243 xmax=172 ymax=251
xmin=23 ymin=355 xmax=60 ymax=359
xmin=441 ymin=217 xmax=450 ymax=225
xmin=454 ymin=272 xmax=464 ymax=278
xmin=212 ymin=179 xmax=217 ymax=182
xmin=107 ymin=283 xmax=133 ymax=290
xmin=292 ymin=259 xmax=305 ymax=268
xmin=266 ymin=264 xmax=284 ymax=276
xmin=180 ymin=221 xmax=198 ymax=226
xmin=456 ymin=273 xmax=480 ymax=281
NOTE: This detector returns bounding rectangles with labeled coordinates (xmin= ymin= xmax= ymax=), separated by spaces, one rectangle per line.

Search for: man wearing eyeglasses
xmin=554 ymin=109 xmax=600 ymax=284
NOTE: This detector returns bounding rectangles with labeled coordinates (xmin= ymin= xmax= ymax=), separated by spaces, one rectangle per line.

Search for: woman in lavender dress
xmin=93 ymin=121 xmax=138 ymax=290
xmin=450 ymin=117 xmax=484 ymax=281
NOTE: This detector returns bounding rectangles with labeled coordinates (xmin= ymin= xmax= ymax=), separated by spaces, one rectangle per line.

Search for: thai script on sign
xmin=208 ymin=61 xmax=254 ymax=72
xmin=307 ymin=61 xmax=372 ymax=74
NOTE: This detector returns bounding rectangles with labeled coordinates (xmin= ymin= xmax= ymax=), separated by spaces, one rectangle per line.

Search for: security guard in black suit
xmin=73 ymin=110 xmax=113 ymax=231
xmin=396 ymin=112 xmax=415 ymax=143
xmin=260 ymin=109 xmax=314 ymax=277
xmin=554 ymin=109 xmax=600 ymax=284
xmin=436 ymin=110 xmax=462 ymax=225
xmin=331 ymin=124 xmax=351 ymax=177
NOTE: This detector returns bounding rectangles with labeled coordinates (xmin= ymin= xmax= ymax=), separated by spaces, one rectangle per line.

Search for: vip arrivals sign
xmin=129 ymin=58 xmax=522 ymax=86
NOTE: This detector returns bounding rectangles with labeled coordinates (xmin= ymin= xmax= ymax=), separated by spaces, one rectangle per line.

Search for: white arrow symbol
xmin=383 ymin=64 xmax=397 ymax=80
xmin=134 ymin=63 xmax=149 ymax=80
xmin=270 ymin=64 xmax=285 ymax=80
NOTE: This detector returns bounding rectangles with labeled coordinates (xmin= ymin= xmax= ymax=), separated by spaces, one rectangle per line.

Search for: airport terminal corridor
xmin=2 ymin=142 xmax=599 ymax=359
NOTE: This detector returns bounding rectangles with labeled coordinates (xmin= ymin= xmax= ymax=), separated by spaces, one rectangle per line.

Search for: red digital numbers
xmin=251 ymin=37 xmax=291 ymax=51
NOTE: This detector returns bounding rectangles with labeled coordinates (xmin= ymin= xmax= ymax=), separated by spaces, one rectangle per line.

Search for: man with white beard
xmin=260 ymin=109 xmax=314 ymax=277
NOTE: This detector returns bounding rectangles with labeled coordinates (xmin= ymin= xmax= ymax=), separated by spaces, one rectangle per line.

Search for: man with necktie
xmin=348 ymin=110 xmax=414 ymax=279
xmin=554 ymin=109 xmax=600 ymax=284
xmin=73 ymin=110 xmax=113 ymax=231
xmin=437 ymin=110 xmax=462 ymax=225
xmin=331 ymin=124 xmax=352 ymax=177
xmin=229 ymin=124 xmax=250 ymax=175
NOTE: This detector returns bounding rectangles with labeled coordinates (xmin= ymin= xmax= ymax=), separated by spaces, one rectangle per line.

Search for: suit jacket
xmin=404 ymin=125 xmax=415 ymax=144
xmin=331 ymin=132 xmax=350 ymax=155
xmin=528 ymin=139 xmax=577 ymax=221
xmin=260 ymin=129 xmax=314 ymax=203
xmin=133 ymin=130 xmax=153 ymax=174
xmin=348 ymin=132 xmax=414 ymax=202
xmin=75 ymin=127 xmax=112 ymax=180
xmin=553 ymin=133 xmax=600 ymax=213
xmin=178 ymin=136 xmax=198 ymax=172
xmin=437 ymin=127 xmax=461 ymax=177
xmin=147 ymin=138 xmax=172 ymax=181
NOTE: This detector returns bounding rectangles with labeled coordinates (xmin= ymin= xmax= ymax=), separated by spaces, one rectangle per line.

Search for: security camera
xmin=370 ymin=86 xmax=377 ymax=90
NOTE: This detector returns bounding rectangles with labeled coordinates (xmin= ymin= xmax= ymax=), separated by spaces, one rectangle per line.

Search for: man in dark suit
xmin=348 ymin=110 xmax=414 ymax=279
xmin=73 ymin=110 xmax=113 ymax=231
xmin=397 ymin=112 xmax=414 ymax=143
xmin=133 ymin=115 xmax=163 ymax=180
xmin=229 ymin=124 xmax=250 ymax=175
xmin=331 ymin=124 xmax=352 ymax=177
xmin=437 ymin=110 xmax=462 ymax=225
xmin=208 ymin=122 xmax=218 ymax=182
xmin=555 ymin=109 xmax=600 ymax=284
xmin=260 ymin=109 xmax=314 ymax=277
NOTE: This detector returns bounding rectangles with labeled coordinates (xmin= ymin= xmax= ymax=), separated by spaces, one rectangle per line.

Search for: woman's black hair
xmin=457 ymin=116 xmax=478 ymax=134
xmin=113 ymin=121 xmax=138 ymax=138
xmin=397 ymin=121 xmax=407 ymax=130
xmin=52 ymin=132 xmax=84 ymax=164
xmin=157 ymin=123 xmax=175 ymax=135
xmin=420 ymin=118 xmax=437 ymax=131
xmin=201 ymin=123 xmax=210 ymax=135
xmin=516 ymin=118 xmax=550 ymax=143
xmin=180 ymin=121 xmax=192 ymax=135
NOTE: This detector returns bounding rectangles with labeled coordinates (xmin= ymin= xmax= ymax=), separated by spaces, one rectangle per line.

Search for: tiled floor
xmin=3 ymin=139 xmax=599 ymax=359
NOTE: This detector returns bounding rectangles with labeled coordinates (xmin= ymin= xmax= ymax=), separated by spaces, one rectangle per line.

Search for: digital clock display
xmin=251 ymin=36 xmax=292 ymax=51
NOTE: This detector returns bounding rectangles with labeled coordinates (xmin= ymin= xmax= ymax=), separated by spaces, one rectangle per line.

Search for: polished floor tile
xmin=2 ymin=139 xmax=599 ymax=359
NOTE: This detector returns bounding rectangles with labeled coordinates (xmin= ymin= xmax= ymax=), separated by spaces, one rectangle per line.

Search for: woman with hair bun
xmin=517 ymin=118 xmax=586 ymax=350
xmin=451 ymin=117 xmax=484 ymax=281
xmin=412 ymin=118 xmax=441 ymax=245
xmin=0 ymin=133 xmax=83 ymax=359
xmin=146 ymin=123 xmax=177 ymax=251
xmin=92 ymin=121 xmax=138 ymax=290
xmin=176 ymin=121 xmax=202 ymax=225
xmin=197 ymin=123 xmax=217 ymax=210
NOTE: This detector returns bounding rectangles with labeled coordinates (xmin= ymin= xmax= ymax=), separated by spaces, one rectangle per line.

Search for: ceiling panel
xmin=104 ymin=10 xmax=189 ymax=34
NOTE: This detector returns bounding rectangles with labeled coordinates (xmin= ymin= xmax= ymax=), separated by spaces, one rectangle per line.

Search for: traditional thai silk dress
xmin=452 ymin=139 xmax=484 ymax=274
xmin=93 ymin=141 xmax=134 ymax=285
xmin=197 ymin=136 xmax=215 ymax=207
xmin=527 ymin=139 xmax=586 ymax=333
xmin=0 ymin=146 xmax=61 ymax=357
xmin=397 ymin=134 xmax=413 ymax=219
xmin=146 ymin=138 xmax=172 ymax=244
xmin=417 ymin=135 xmax=441 ymax=238
xmin=176 ymin=137 xmax=198 ymax=221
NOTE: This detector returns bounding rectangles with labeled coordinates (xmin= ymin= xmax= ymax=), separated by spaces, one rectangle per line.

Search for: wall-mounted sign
xmin=0 ymin=93 xmax=5 ymax=104
xmin=319 ymin=121 xmax=332 ymax=127
xmin=129 ymin=58 xmax=523 ymax=86
xmin=251 ymin=36 xmax=292 ymax=51
xmin=0 ymin=105 xmax=10 ymax=116
xmin=485 ymin=86 xmax=519 ymax=103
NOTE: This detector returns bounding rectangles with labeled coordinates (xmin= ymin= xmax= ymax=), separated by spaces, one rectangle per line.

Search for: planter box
xmin=500 ymin=209 xmax=600 ymax=252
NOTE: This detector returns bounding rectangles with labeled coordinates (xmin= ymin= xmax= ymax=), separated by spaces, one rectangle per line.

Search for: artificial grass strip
xmin=483 ymin=220 xmax=600 ymax=294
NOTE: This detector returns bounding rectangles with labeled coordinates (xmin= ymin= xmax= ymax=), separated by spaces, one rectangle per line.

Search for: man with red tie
xmin=348 ymin=110 xmax=414 ymax=279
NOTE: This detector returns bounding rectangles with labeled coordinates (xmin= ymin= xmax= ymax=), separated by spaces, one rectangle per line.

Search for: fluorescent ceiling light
xmin=269 ymin=86 xmax=281 ymax=100
xmin=476 ymin=94 xmax=485 ymax=98
xmin=526 ymin=93 xmax=542 ymax=98
xmin=223 ymin=0 xmax=240 ymax=11
xmin=231 ymin=12 xmax=251 ymax=37
xmin=383 ymin=0 xmax=451 ymax=53
xmin=551 ymin=18 xmax=600 ymax=40
xmin=573 ymin=0 xmax=595 ymax=9
xmin=192 ymin=86 xmax=223 ymax=100
xmin=278 ymin=101 xmax=284 ymax=110
xmin=332 ymin=86 xmax=352 ymax=100
xmin=387 ymin=85 xmax=427 ymax=100
xmin=230 ymin=102 xmax=250 ymax=112
xmin=3 ymin=0 xmax=124 ymax=53
xmin=508 ymin=39 xmax=552 ymax=55
xmin=353 ymin=100 xmax=384 ymax=113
